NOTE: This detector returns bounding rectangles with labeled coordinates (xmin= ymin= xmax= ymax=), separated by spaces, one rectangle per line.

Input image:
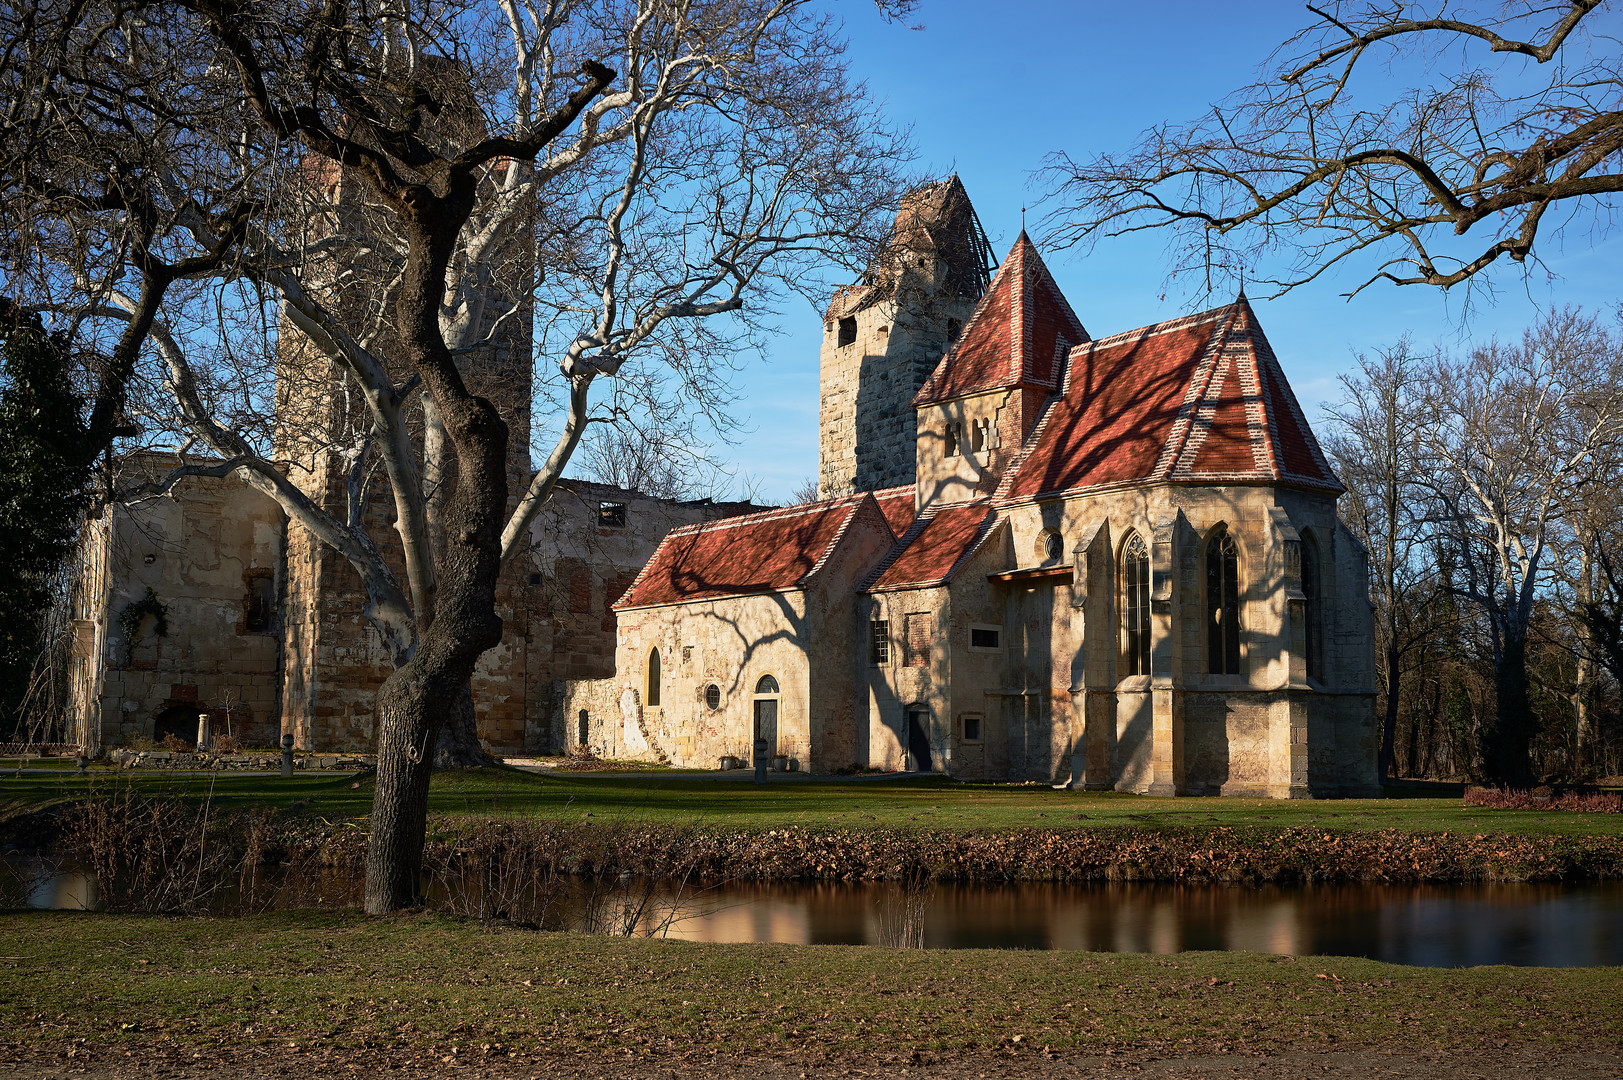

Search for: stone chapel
xmin=605 ymin=177 xmax=1380 ymax=797
xmin=65 ymin=175 xmax=1378 ymax=796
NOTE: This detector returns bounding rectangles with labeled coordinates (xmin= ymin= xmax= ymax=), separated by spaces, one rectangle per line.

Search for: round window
xmin=1044 ymin=531 xmax=1064 ymax=561
xmin=705 ymin=684 xmax=721 ymax=710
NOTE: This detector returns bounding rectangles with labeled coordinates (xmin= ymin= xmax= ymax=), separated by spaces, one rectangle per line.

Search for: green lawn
xmin=1 ymin=911 xmax=1617 ymax=1058
xmin=2 ymin=765 xmax=1620 ymax=838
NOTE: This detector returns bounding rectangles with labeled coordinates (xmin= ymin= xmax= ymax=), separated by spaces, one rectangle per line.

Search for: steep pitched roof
xmin=913 ymin=233 xmax=1089 ymax=406
xmin=872 ymin=485 xmax=918 ymax=536
xmin=614 ymin=493 xmax=891 ymax=610
xmin=862 ymin=501 xmax=1000 ymax=593
xmin=1000 ymin=297 xmax=1342 ymax=501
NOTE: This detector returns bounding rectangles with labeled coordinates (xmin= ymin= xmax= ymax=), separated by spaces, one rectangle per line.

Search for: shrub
xmin=1464 ymin=787 xmax=1623 ymax=813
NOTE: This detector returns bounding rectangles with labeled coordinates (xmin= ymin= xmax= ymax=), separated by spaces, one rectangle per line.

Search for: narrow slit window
xmin=646 ymin=647 xmax=661 ymax=707
xmin=947 ymin=318 xmax=962 ymax=344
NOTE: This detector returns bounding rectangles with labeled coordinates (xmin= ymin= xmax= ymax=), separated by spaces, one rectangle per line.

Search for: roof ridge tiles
xmin=1076 ymin=303 xmax=1232 ymax=353
xmin=1246 ymin=308 xmax=1344 ymax=492
xmin=1156 ymin=305 xmax=1243 ymax=481
xmin=657 ymin=492 xmax=868 ymax=539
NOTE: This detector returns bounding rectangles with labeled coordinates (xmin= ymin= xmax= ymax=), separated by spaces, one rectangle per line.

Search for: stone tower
xmin=817 ymin=177 xmax=995 ymax=499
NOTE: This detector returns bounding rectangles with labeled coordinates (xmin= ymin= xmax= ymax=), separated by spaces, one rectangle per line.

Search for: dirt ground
xmin=6 ymin=1043 xmax=1621 ymax=1079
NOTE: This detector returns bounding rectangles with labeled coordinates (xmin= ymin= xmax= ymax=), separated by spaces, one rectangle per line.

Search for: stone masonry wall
xmin=81 ymin=463 xmax=287 ymax=750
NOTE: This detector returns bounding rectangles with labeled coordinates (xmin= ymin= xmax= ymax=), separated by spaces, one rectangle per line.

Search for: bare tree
xmin=1039 ymin=1 xmax=1621 ymax=301
xmin=2 ymin=0 xmax=914 ymax=912
xmin=1418 ymin=308 xmax=1623 ymax=785
xmin=1325 ymin=341 xmax=1450 ymax=782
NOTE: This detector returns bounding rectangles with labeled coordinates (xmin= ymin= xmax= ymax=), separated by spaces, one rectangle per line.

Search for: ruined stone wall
xmin=79 ymin=462 xmax=287 ymax=749
xmin=273 ymin=144 xmax=537 ymax=752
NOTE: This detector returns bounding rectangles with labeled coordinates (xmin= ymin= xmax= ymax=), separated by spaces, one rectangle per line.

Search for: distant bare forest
xmin=1327 ymin=306 xmax=1623 ymax=785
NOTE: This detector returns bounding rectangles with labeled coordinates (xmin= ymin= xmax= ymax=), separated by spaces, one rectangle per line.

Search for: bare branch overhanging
xmin=1037 ymin=1 xmax=1623 ymax=302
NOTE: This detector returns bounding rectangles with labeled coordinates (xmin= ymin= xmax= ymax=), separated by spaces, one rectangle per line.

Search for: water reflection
xmin=655 ymin=880 xmax=1623 ymax=967
xmin=8 ymin=859 xmax=1620 ymax=968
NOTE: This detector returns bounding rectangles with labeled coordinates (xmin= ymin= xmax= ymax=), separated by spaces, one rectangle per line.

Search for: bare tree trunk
xmin=1379 ymin=645 xmax=1402 ymax=782
xmin=436 ymin=682 xmax=493 ymax=767
xmin=1488 ymin=633 xmax=1538 ymax=787
xmin=1575 ymin=539 xmax=1597 ymax=776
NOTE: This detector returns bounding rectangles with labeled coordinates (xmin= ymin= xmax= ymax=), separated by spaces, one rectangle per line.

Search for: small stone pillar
xmin=196 ymin=713 xmax=211 ymax=752
xmin=280 ymin=733 xmax=295 ymax=777
xmin=753 ymin=738 xmax=768 ymax=784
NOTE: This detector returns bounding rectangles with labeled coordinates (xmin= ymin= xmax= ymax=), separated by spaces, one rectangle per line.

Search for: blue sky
xmin=698 ymin=0 xmax=1623 ymax=502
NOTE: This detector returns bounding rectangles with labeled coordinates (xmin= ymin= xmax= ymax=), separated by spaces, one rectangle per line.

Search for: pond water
xmin=11 ymin=862 xmax=1623 ymax=969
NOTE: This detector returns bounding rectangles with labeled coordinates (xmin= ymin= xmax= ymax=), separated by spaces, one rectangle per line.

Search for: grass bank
xmin=2 ymin=911 xmax=1619 ymax=1061
xmin=5 ymin=769 xmax=1623 ymax=890
xmin=4 ymin=766 xmax=1622 ymax=836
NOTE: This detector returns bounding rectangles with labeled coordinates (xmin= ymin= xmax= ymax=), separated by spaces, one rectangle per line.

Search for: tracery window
xmin=1206 ymin=528 xmax=1241 ymax=676
xmin=1122 ymin=533 xmax=1150 ymax=677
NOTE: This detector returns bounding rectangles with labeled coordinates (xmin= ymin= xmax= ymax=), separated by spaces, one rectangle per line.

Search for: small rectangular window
xmin=947 ymin=318 xmax=962 ymax=344
xmin=837 ymin=316 xmax=857 ymax=347
xmin=969 ymin=625 xmax=1001 ymax=651
xmin=961 ymin=714 xmax=982 ymax=742
xmin=598 ymin=501 xmax=627 ymax=528
xmin=870 ymin=620 xmax=890 ymax=665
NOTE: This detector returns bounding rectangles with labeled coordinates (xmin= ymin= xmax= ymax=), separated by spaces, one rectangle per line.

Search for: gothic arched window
xmin=1206 ymin=528 xmax=1242 ymax=676
xmin=1122 ymin=533 xmax=1150 ymax=676
xmin=646 ymin=647 xmax=661 ymax=707
xmin=1302 ymin=533 xmax=1322 ymax=682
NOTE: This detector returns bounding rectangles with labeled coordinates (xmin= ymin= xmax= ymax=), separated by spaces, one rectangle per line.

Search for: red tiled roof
xmin=863 ymin=501 xmax=1000 ymax=592
xmin=913 ymin=233 xmax=1088 ymax=406
xmin=872 ymin=485 xmax=918 ymax=536
xmin=614 ymin=494 xmax=889 ymax=610
xmin=1001 ymin=299 xmax=1342 ymax=501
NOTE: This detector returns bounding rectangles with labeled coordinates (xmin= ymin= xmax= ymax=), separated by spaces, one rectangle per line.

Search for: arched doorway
xmin=752 ymin=674 xmax=780 ymax=759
